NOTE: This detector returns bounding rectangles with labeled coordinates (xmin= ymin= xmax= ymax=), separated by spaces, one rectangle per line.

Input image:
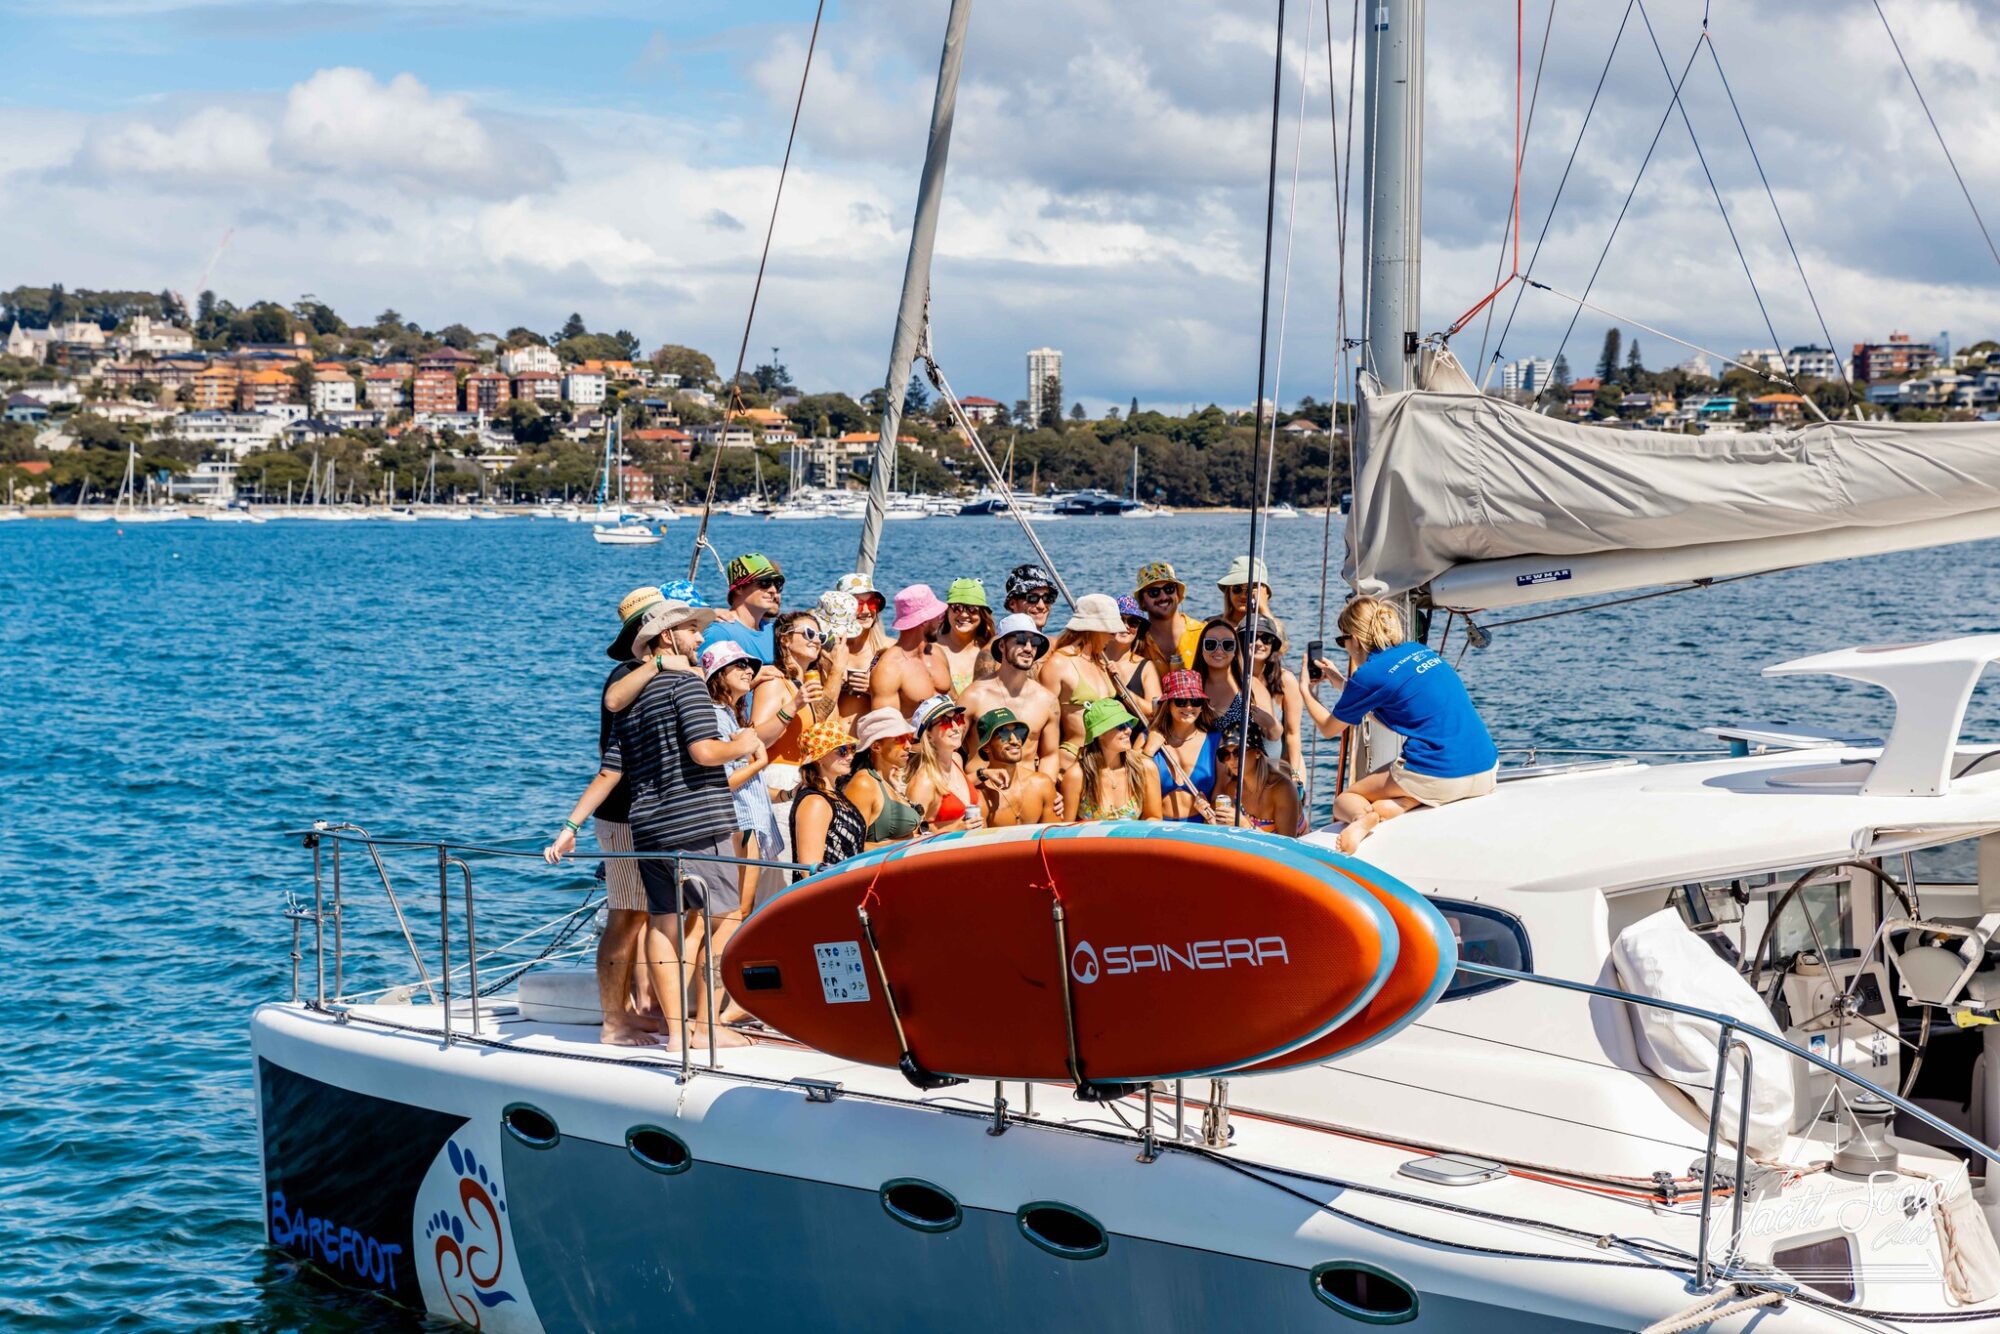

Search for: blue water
xmin=5 ymin=512 xmax=2000 ymax=1328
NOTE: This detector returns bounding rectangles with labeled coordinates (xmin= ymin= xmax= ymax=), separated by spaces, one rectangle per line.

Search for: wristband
xmin=653 ymin=654 xmax=669 ymax=672
xmin=562 ymin=818 xmax=582 ymax=833
xmin=776 ymin=709 xmax=795 ymax=724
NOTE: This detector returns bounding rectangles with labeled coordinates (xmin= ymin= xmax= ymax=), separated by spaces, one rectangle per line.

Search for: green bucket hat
xmin=1082 ymin=698 xmax=1138 ymax=744
xmin=945 ymin=577 xmax=989 ymax=609
xmin=978 ymin=706 xmax=1025 ymax=745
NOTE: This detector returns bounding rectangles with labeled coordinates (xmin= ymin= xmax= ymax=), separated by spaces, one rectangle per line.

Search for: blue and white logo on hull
xmin=412 ymin=1127 xmax=544 ymax=1331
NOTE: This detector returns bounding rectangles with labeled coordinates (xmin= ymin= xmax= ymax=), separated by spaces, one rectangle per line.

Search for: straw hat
xmin=607 ymin=585 xmax=666 ymax=660
xmin=799 ymin=716 xmax=856 ymax=766
xmin=1061 ymin=593 xmax=1124 ymax=635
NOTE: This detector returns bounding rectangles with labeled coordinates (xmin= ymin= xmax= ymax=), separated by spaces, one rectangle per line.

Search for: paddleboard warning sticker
xmin=814 ymin=941 xmax=871 ymax=1004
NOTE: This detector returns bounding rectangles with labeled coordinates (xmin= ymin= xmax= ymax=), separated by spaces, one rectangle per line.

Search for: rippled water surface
xmin=4 ymin=512 xmax=1999 ymax=1328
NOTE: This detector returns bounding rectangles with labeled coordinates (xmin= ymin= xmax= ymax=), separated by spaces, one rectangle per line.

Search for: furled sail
xmin=1346 ymin=348 xmax=2000 ymax=611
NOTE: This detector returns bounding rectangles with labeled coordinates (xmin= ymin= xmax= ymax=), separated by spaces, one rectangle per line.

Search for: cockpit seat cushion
xmin=1610 ymin=909 xmax=1796 ymax=1159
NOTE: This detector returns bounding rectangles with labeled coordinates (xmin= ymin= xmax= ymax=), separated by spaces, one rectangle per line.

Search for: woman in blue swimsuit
xmin=1148 ymin=669 xmax=1218 ymax=822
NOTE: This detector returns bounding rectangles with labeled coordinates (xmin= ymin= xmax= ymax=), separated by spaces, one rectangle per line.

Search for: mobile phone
xmin=1306 ymin=639 xmax=1325 ymax=680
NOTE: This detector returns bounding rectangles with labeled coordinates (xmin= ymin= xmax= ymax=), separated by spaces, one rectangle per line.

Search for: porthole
xmin=1016 ymin=1201 xmax=1108 ymax=1260
xmin=1435 ymin=901 xmax=1533 ymax=1001
xmin=626 ymin=1125 xmax=692 ymax=1175
xmin=879 ymin=1178 xmax=961 ymax=1233
xmin=1772 ymin=1232 xmax=1856 ymax=1303
xmin=1309 ymin=1261 xmax=1419 ymax=1324
xmin=501 ymin=1102 xmax=559 ymax=1150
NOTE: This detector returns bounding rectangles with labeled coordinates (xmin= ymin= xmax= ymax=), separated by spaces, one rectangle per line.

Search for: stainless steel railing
xmin=286 ymin=823 xmax=810 ymax=1075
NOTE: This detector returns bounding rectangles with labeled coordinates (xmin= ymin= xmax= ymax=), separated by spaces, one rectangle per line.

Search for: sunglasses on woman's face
xmin=830 ymin=744 xmax=854 ymax=758
xmin=1250 ymin=632 xmax=1279 ymax=650
xmin=1202 ymin=637 xmax=1237 ymax=653
xmin=856 ymin=597 xmax=884 ymax=615
xmin=792 ymin=626 xmax=822 ymax=643
xmin=1122 ymin=618 xmax=1148 ymax=633
xmin=1171 ymin=698 xmax=1203 ymax=710
xmin=1334 ymin=633 xmax=1352 ymax=649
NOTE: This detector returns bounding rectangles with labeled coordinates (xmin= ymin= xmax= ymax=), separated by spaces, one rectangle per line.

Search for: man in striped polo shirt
xmin=548 ymin=599 xmax=762 ymax=1046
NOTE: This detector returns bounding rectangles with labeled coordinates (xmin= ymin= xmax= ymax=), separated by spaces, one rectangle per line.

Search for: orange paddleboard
xmin=1211 ymin=832 xmax=1457 ymax=1073
xmin=721 ymin=823 xmax=1398 ymax=1083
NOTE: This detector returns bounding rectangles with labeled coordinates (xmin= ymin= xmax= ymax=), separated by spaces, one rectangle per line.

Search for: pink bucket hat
xmin=890 ymin=583 xmax=949 ymax=632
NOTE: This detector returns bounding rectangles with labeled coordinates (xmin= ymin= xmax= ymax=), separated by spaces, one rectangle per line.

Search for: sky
xmin=3 ymin=0 xmax=1999 ymax=411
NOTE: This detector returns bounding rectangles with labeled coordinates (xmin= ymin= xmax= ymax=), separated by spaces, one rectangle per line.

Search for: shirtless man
xmin=957 ymin=613 xmax=1061 ymax=781
xmin=973 ymin=707 xmax=1059 ymax=826
xmin=870 ymin=583 xmax=953 ymax=717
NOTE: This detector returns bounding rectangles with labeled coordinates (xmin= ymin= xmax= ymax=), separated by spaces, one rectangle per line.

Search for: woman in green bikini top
xmin=845 ymin=707 xmax=926 ymax=845
xmin=1061 ymin=698 xmax=1164 ymax=822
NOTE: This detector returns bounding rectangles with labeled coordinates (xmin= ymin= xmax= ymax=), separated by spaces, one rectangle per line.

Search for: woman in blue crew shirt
xmin=1301 ymin=595 xmax=1498 ymax=852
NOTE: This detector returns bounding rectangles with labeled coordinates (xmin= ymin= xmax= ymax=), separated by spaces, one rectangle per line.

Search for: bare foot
xmin=709 ymin=1026 xmax=754 ymax=1048
xmin=600 ymin=1022 xmax=662 ymax=1047
xmin=718 ymin=1002 xmax=753 ymax=1025
xmin=1335 ymin=813 xmax=1377 ymax=854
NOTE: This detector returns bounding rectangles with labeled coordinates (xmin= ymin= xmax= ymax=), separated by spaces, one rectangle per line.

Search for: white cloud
xmin=72 ymin=105 xmax=273 ymax=185
xmin=277 ymin=68 xmax=560 ymax=197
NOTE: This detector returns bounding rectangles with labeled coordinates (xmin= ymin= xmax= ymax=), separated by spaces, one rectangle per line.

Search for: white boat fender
xmin=1908 ymin=1161 xmax=2000 ymax=1306
xmin=1610 ymin=908 xmax=1795 ymax=1158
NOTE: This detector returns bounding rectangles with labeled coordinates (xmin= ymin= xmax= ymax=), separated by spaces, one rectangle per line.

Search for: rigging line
xmin=1476 ymin=0 xmax=1559 ymax=377
xmin=1702 ymin=31 xmax=1851 ymax=390
xmin=1262 ymin=0 xmax=1320 ymax=517
xmin=685 ymin=0 xmax=828 ymax=581
xmin=1236 ymin=0 xmax=1289 ymax=819
xmin=1444 ymin=0 xmax=1531 ymax=341
xmin=1549 ymin=24 xmax=1707 ymax=376
xmin=1631 ymin=0 xmax=1787 ymax=365
xmin=1464 ymin=569 xmax=1779 ymax=631
xmin=1356 ymin=0 xmax=1381 ymax=380
xmin=1527 ymin=279 xmax=1804 ymax=389
xmin=1492 ymin=0 xmax=1634 ymax=372
xmin=1871 ymin=0 xmax=2000 ymax=273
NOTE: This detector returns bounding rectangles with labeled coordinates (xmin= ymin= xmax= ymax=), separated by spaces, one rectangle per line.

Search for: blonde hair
xmin=1337 ymin=596 xmax=1406 ymax=656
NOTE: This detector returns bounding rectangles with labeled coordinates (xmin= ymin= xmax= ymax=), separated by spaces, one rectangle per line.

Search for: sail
xmin=1346 ymin=349 xmax=2000 ymax=611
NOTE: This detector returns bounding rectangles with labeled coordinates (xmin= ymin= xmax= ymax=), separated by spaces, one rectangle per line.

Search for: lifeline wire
xmin=685 ymin=0 xmax=828 ymax=580
xmin=1234 ymin=0 xmax=1291 ymax=818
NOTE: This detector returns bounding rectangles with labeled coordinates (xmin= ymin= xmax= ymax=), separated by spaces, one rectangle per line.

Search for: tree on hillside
xmin=504 ymin=327 xmax=545 ymax=348
xmin=1069 ymin=401 xmax=1086 ymax=421
xmin=748 ymin=359 xmax=795 ymax=395
xmin=1013 ymin=399 xmax=1031 ymax=425
xmin=437 ymin=323 xmax=477 ymax=350
xmin=1038 ymin=374 xmax=1064 ymax=429
xmin=295 ymin=295 xmax=345 ymax=336
xmin=1129 ymin=395 xmax=1139 ymax=419
xmin=903 ymin=378 xmax=929 ymax=414
xmin=554 ymin=312 xmax=588 ymax=343
xmin=651 ymin=344 xmax=717 ymax=384
xmin=1625 ymin=339 xmax=1644 ymax=380
xmin=1550 ymin=352 xmax=1571 ymax=389
xmin=1596 ymin=329 xmax=1622 ymax=384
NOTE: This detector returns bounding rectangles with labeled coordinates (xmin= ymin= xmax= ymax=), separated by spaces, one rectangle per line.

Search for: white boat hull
xmin=592 ymin=526 xmax=661 ymax=546
xmin=253 ymin=1002 xmax=1740 ymax=1333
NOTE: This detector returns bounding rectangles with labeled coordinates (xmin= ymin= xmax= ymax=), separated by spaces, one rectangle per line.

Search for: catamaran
xmin=252 ymin=2 xmax=2000 ymax=1327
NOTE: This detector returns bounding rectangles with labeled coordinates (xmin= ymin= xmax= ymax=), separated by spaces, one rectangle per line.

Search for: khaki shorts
xmin=1390 ymin=761 xmax=1497 ymax=808
xmin=594 ymin=817 xmax=648 ymax=912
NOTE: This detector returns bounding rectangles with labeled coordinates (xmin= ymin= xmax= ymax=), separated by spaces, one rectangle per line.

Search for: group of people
xmin=544 ymin=549 xmax=1496 ymax=1047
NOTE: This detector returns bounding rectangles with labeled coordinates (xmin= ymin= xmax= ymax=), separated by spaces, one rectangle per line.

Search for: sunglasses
xmin=1140 ymin=585 xmax=1178 ymax=599
xmin=756 ymin=576 xmax=786 ymax=592
xmin=1122 ymin=617 xmax=1148 ymax=632
xmin=1201 ymin=637 xmax=1238 ymax=653
xmin=1170 ymin=698 xmax=1203 ymax=709
xmin=855 ymin=596 xmax=884 ymax=613
xmin=1334 ymin=633 xmax=1352 ymax=649
xmin=990 ymin=724 xmax=1031 ymax=744
xmin=949 ymin=604 xmax=983 ymax=616
xmin=1249 ymin=632 xmax=1279 ymax=650
xmin=1015 ymin=590 xmax=1055 ymax=606
xmin=926 ymin=712 xmax=967 ymax=731
xmin=828 ymin=744 xmax=855 ymax=758
xmin=790 ymin=626 xmax=822 ymax=643
xmin=1000 ymin=635 xmax=1038 ymax=651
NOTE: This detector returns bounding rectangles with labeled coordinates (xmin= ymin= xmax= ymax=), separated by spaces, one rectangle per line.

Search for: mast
xmin=1356 ymin=0 xmax=1424 ymax=768
xmin=855 ymin=0 xmax=974 ymax=577
xmin=1361 ymin=0 xmax=1423 ymax=396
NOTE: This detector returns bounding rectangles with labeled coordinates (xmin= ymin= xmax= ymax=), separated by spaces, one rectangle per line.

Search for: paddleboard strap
xmin=856 ymin=902 xmax=966 ymax=1092
xmin=1049 ymin=894 xmax=1141 ymax=1104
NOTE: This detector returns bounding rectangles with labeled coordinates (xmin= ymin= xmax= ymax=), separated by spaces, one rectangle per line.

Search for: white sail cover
xmin=1346 ymin=349 xmax=2000 ymax=611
